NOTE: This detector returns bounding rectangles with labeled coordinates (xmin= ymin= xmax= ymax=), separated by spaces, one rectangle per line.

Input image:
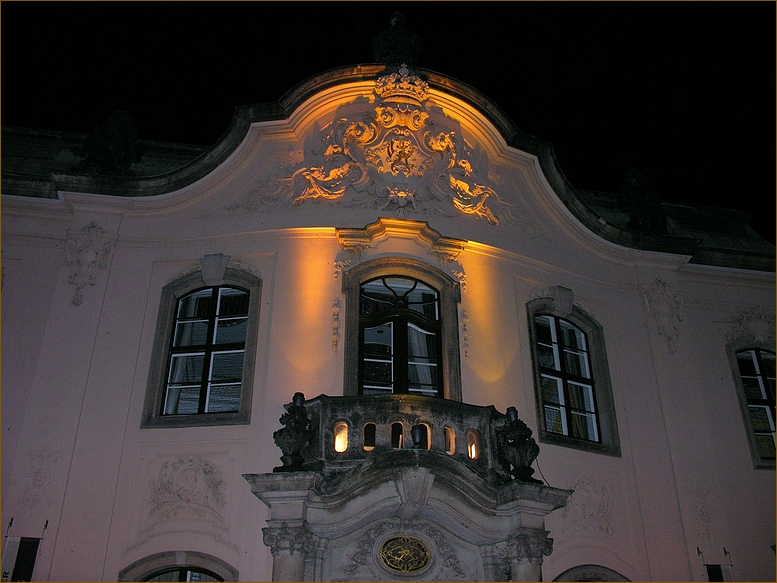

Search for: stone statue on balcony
xmin=496 ymin=407 xmax=543 ymax=484
xmin=273 ymin=392 xmax=313 ymax=471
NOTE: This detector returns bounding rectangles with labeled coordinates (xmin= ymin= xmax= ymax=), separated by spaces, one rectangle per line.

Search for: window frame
xmin=727 ymin=337 xmax=776 ymax=469
xmin=142 ymin=268 xmax=262 ymax=428
xmin=342 ymin=258 xmax=462 ymax=401
xmin=527 ymin=297 xmax=621 ymax=456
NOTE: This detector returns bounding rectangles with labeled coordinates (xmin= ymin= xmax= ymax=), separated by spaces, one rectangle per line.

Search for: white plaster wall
xmin=2 ymin=79 xmax=774 ymax=581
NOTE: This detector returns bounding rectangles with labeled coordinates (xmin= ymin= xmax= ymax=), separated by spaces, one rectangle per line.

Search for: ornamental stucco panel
xmin=222 ymin=72 xmax=542 ymax=238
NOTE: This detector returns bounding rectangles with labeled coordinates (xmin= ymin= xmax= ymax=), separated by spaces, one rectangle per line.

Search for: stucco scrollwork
xmin=148 ymin=456 xmax=226 ymax=523
xmin=506 ymin=528 xmax=554 ymax=563
xmin=642 ymin=278 xmax=684 ymax=352
xmin=727 ymin=306 xmax=775 ymax=345
xmin=233 ymin=71 xmax=511 ymax=225
xmin=64 ymin=221 xmax=116 ymax=305
xmin=262 ymin=521 xmax=314 ymax=557
xmin=560 ymin=477 xmax=613 ymax=537
xmin=22 ymin=444 xmax=62 ymax=511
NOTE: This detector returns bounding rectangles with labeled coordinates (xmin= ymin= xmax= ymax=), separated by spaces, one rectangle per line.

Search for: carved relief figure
xmin=643 ymin=278 xmax=684 ymax=351
xmin=148 ymin=456 xmax=226 ymax=523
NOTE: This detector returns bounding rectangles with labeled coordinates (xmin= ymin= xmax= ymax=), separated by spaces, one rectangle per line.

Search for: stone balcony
xmin=270 ymin=392 xmax=543 ymax=487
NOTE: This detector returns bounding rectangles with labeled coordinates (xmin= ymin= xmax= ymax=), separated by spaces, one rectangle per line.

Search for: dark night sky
xmin=2 ymin=1 xmax=775 ymax=243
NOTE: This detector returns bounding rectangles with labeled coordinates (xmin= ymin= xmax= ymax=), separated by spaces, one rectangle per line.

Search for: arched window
xmin=527 ymin=294 xmax=620 ymax=456
xmin=534 ymin=314 xmax=599 ymax=442
xmin=728 ymin=338 xmax=776 ymax=468
xmin=360 ymin=276 xmax=442 ymax=397
xmin=142 ymin=267 xmax=262 ymax=428
xmin=343 ymin=258 xmax=461 ymax=400
xmin=118 ymin=551 xmax=237 ymax=582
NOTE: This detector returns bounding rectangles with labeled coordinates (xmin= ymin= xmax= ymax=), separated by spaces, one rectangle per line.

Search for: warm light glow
xmin=467 ymin=430 xmax=479 ymax=459
xmin=459 ymin=248 xmax=520 ymax=386
xmin=334 ymin=422 xmax=348 ymax=453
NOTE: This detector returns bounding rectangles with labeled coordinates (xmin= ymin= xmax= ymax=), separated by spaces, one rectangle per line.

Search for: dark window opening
xmin=163 ymin=286 xmax=249 ymax=416
xmin=142 ymin=568 xmax=223 ymax=582
xmin=735 ymin=348 xmax=776 ymax=460
xmin=359 ymin=277 xmax=442 ymax=397
xmin=535 ymin=314 xmax=600 ymax=443
xmin=391 ymin=422 xmax=404 ymax=449
xmin=363 ymin=422 xmax=376 ymax=450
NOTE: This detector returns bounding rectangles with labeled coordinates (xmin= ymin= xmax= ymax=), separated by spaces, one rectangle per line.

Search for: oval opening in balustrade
xmin=334 ymin=422 xmax=349 ymax=453
xmin=391 ymin=422 xmax=404 ymax=449
xmin=363 ymin=422 xmax=376 ymax=451
xmin=444 ymin=425 xmax=456 ymax=455
xmin=466 ymin=429 xmax=479 ymax=459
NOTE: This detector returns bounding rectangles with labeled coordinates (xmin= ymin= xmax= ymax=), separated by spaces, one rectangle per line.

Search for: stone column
xmin=262 ymin=521 xmax=314 ymax=581
xmin=479 ymin=543 xmax=510 ymax=581
xmin=506 ymin=528 xmax=553 ymax=582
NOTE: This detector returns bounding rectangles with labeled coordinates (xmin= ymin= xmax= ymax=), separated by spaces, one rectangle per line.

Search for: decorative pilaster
xmin=505 ymin=528 xmax=553 ymax=581
xmin=262 ymin=521 xmax=315 ymax=581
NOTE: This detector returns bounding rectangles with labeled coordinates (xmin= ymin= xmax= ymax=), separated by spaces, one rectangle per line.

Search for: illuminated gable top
xmin=252 ymin=67 xmax=506 ymax=225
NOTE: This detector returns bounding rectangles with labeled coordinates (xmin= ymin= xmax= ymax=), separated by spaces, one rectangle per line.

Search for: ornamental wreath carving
xmin=148 ymin=456 xmax=226 ymax=523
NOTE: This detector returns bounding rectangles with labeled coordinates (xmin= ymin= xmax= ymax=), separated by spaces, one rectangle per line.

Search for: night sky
xmin=2 ymin=2 xmax=774 ymax=243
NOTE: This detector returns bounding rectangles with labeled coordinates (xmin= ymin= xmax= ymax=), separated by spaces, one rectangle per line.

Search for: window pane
xmin=364 ymin=323 xmax=392 ymax=356
xmin=178 ymin=289 xmax=213 ymax=319
xmin=364 ymin=361 xmax=393 ymax=388
xmin=560 ymin=320 xmax=586 ymax=351
xmin=188 ymin=571 xmax=221 ymax=582
xmin=570 ymin=411 xmax=599 ymax=441
xmin=761 ymin=351 xmax=776 ymax=379
xmin=755 ymin=434 xmax=776 ymax=459
xmin=206 ymin=383 xmax=241 ymax=412
xmin=168 ymin=353 xmax=204 ymax=384
xmin=568 ymin=381 xmax=596 ymax=412
xmin=541 ymin=375 xmax=563 ymax=405
xmin=361 ymin=279 xmax=398 ymax=314
xmin=214 ymin=316 xmax=248 ymax=344
xmin=210 ymin=352 xmax=244 ymax=382
xmin=217 ymin=287 xmax=249 ymax=316
xmin=164 ymin=386 xmax=201 ymax=414
xmin=742 ymin=376 xmax=767 ymax=401
xmin=537 ymin=343 xmax=558 ymax=370
xmin=145 ymin=570 xmax=180 ymax=582
xmin=563 ymin=348 xmax=591 ymax=378
xmin=174 ymin=321 xmax=209 ymax=347
xmin=408 ymin=324 xmax=437 ymax=362
xmin=749 ymin=405 xmax=775 ymax=432
xmin=535 ymin=315 xmax=554 ymax=345
xmin=736 ymin=350 xmax=759 ymax=377
xmin=544 ymin=405 xmax=567 ymax=435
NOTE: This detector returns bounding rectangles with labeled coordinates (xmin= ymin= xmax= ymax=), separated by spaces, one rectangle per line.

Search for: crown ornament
xmin=374 ymin=67 xmax=429 ymax=105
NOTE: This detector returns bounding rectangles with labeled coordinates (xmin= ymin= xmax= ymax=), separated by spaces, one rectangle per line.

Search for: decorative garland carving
xmin=727 ymin=307 xmax=775 ymax=345
xmin=148 ymin=456 xmax=226 ymax=523
xmin=642 ymin=278 xmax=684 ymax=352
xmin=331 ymin=298 xmax=341 ymax=352
xmin=461 ymin=309 xmax=471 ymax=361
xmin=64 ymin=221 xmax=116 ymax=305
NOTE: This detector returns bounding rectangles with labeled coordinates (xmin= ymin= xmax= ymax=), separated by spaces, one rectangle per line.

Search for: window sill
xmin=141 ymin=411 xmax=250 ymax=429
xmin=539 ymin=430 xmax=621 ymax=457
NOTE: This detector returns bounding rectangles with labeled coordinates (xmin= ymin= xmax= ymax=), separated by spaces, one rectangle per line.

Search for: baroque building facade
xmin=2 ymin=18 xmax=775 ymax=582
